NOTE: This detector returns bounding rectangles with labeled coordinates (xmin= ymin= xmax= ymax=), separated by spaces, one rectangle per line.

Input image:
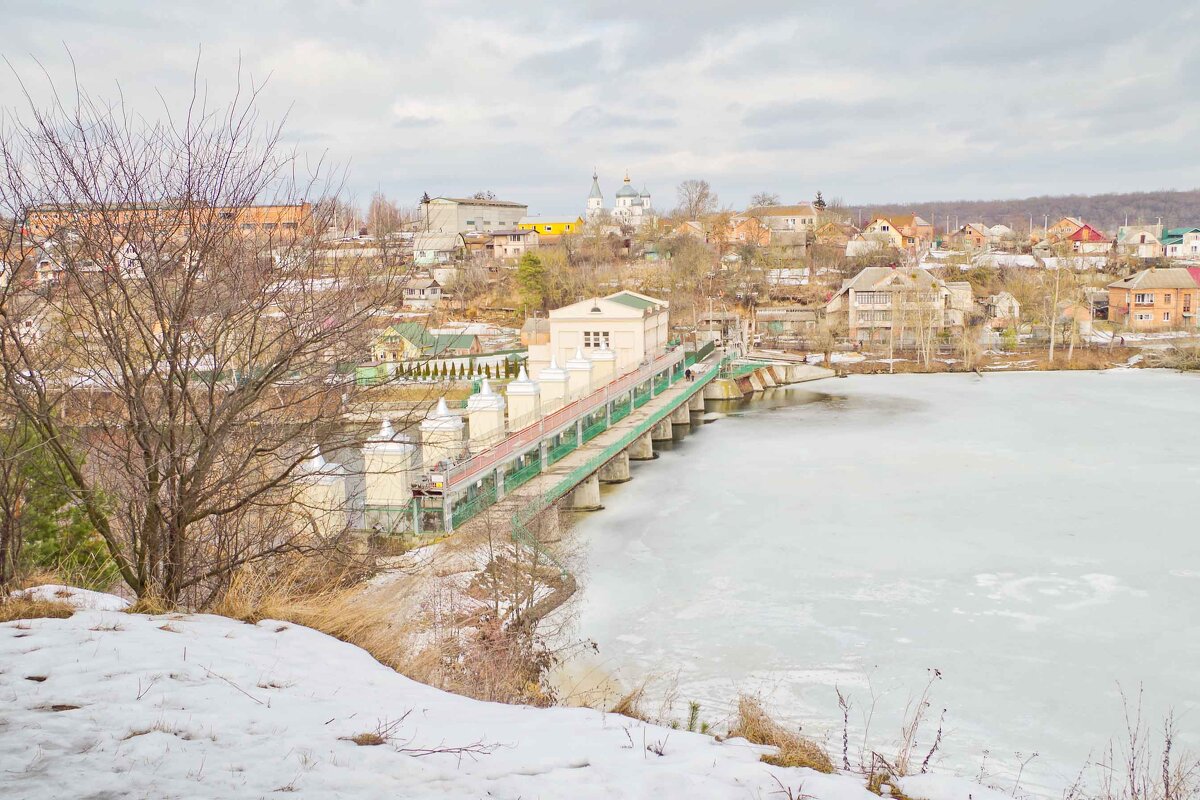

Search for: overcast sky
xmin=3 ymin=0 xmax=1198 ymax=216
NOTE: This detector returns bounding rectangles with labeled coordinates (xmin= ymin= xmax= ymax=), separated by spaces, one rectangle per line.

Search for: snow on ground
xmin=11 ymin=584 xmax=130 ymax=611
xmin=0 ymin=602 xmax=999 ymax=800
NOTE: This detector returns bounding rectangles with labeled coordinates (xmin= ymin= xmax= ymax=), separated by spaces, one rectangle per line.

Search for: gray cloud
xmin=0 ymin=0 xmax=1196 ymax=213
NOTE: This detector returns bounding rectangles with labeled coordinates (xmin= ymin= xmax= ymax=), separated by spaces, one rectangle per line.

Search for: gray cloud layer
xmin=2 ymin=0 xmax=1197 ymax=214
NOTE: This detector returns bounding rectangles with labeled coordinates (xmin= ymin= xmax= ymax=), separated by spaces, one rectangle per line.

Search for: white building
xmin=586 ymin=171 xmax=653 ymax=228
xmin=526 ymin=290 xmax=670 ymax=378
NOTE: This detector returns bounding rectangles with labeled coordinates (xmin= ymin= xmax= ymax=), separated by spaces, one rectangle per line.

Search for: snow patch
xmin=12 ymin=584 xmax=130 ymax=611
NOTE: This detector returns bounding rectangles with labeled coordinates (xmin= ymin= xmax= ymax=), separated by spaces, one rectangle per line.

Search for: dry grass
xmin=0 ymin=597 xmax=76 ymax=623
xmin=609 ymin=684 xmax=649 ymax=722
xmin=729 ymin=695 xmax=834 ymax=773
xmin=210 ymin=559 xmax=408 ymax=673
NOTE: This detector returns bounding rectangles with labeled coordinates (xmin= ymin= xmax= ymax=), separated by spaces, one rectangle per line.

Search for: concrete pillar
xmin=363 ymin=420 xmax=416 ymax=531
xmin=759 ymin=367 xmax=778 ymax=387
xmin=591 ymin=347 xmax=616 ymax=385
xmin=598 ymin=450 xmax=631 ymax=483
xmin=565 ymin=346 xmax=594 ymax=399
xmin=651 ymin=418 xmax=673 ymax=441
xmin=419 ymin=397 xmax=465 ymax=471
xmin=568 ymin=472 xmax=603 ymax=511
xmin=299 ymin=446 xmax=348 ymax=536
xmin=670 ymin=404 xmax=691 ymax=426
xmin=688 ymin=392 xmax=706 ymax=412
xmin=628 ymin=431 xmax=656 ymax=461
xmin=466 ymin=378 xmax=506 ymax=448
xmin=539 ymin=357 xmax=569 ymax=412
xmin=704 ymin=379 xmax=744 ymax=400
xmin=505 ymin=367 xmax=540 ymax=430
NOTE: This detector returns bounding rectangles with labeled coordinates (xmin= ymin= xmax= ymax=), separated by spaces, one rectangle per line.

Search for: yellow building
xmin=518 ymin=216 xmax=584 ymax=237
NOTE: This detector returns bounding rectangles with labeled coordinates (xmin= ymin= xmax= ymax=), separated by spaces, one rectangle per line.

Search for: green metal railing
xmin=653 ymin=372 xmax=670 ymax=394
xmin=633 ymin=382 xmax=652 ymax=408
xmin=546 ymin=430 xmax=578 ymax=465
xmin=610 ymin=396 xmax=632 ymax=424
xmin=509 ymin=355 xmax=732 ymax=569
xmin=451 ymin=484 xmax=497 ymax=528
xmin=582 ymin=416 xmax=608 ymax=443
xmin=505 ymin=457 xmax=542 ymax=492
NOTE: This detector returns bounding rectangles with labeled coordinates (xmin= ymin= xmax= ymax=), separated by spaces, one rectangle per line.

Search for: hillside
xmin=1 ymin=587 xmax=1004 ymax=800
xmin=847 ymin=188 xmax=1200 ymax=234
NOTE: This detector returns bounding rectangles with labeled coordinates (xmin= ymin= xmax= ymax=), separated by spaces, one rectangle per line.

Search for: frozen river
xmin=569 ymin=370 xmax=1200 ymax=795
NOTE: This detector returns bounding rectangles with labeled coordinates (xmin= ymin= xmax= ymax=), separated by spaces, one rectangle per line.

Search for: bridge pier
xmin=651 ymin=418 xmax=673 ymax=441
xmin=567 ymin=473 xmax=603 ymax=512
xmin=669 ymin=404 xmax=691 ymax=427
xmin=688 ymin=393 xmax=706 ymax=412
xmin=628 ymin=431 xmax=656 ymax=461
xmin=598 ymin=451 xmax=631 ymax=484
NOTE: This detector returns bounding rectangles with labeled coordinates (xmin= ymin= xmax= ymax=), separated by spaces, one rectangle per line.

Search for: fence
xmin=441 ymin=347 xmax=686 ymax=494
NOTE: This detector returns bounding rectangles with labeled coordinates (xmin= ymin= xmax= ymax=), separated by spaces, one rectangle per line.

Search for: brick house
xmin=1107 ymin=268 xmax=1200 ymax=330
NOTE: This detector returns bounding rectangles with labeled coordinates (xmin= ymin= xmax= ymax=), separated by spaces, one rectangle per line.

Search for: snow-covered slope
xmin=1 ymin=596 xmax=999 ymax=800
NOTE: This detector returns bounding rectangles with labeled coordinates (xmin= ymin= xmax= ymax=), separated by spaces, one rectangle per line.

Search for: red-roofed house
xmin=1068 ymin=224 xmax=1113 ymax=254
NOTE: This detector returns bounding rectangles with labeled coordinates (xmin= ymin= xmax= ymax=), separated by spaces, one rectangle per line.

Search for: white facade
xmin=586 ymin=171 xmax=652 ymax=228
xmin=527 ymin=290 xmax=669 ymax=378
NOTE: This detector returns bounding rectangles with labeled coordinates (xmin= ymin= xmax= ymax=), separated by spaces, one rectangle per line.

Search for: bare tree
xmin=676 ymin=179 xmax=718 ymax=221
xmin=750 ymin=192 xmax=780 ymax=208
xmin=0 ymin=69 xmax=425 ymax=606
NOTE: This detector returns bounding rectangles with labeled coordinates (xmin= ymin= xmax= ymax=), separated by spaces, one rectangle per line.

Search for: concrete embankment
xmin=705 ymin=362 xmax=834 ymax=401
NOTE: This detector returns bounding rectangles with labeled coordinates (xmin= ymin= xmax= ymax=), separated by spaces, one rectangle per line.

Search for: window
xmin=1163 ymin=311 xmax=1171 ymax=322
xmin=583 ymin=330 xmax=610 ymax=349
xmin=855 ymin=291 xmax=891 ymax=306
xmin=1165 ymin=294 xmax=1172 ymax=304
xmin=282 ymin=221 xmax=297 ymax=229
xmin=1135 ymin=313 xmax=1152 ymax=321
xmin=263 ymin=222 xmax=277 ymax=230
xmin=544 ymin=225 xmax=552 ymax=232
xmin=1184 ymin=294 xmax=1192 ymax=312
xmin=1134 ymin=293 xmax=1155 ymax=304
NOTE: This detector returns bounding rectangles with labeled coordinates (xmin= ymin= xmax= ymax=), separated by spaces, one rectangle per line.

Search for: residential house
xmin=1045 ymin=217 xmax=1084 ymax=242
xmin=860 ymin=214 xmax=934 ymax=253
xmin=487 ymin=228 xmax=539 ymax=262
xmin=985 ymin=291 xmax=1021 ymax=328
xmin=1106 ymin=268 xmax=1200 ymax=330
xmin=1116 ymin=224 xmax=1164 ymax=258
xmin=402 ymin=277 xmax=443 ymax=309
xmin=672 ymin=216 xmax=770 ymax=249
xmin=1067 ymin=224 xmax=1113 ymax=254
xmin=412 ymin=232 xmax=466 ymax=266
xmin=741 ymin=204 xmax=820 ymax=233
xmin=825 ymin=266 xmax=962 ymax=344
xmin=1161 ymin=228 xmax=1200 ymax=259
xmin=373 ymin=322 xmax=483 ymax=363
xmin=943 ymin=223 xmax=992 ymax=250
xmin=813 ymin=221 xmax=859 ymax=249
xmin=419 ymin=197 xmax=528 ymax=234
xmin=987 ymin=224 xmax=1015 ymax=242
xmin=518 ymin=216 xmax=584 ymax=238
xmin=526 ymin=290 xmax=670 ymax=378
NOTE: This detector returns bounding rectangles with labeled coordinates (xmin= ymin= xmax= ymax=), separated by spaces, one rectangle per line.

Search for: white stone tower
xmin=586 ymin=169 xmax=603 ymax=221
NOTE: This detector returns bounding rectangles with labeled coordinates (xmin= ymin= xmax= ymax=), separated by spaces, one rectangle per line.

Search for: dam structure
xmin=299 ymin=291 xmax=832 ymax=538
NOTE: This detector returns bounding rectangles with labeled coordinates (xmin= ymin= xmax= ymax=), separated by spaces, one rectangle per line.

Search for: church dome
xmin=615 ymin=182 xmax=639 ymax=199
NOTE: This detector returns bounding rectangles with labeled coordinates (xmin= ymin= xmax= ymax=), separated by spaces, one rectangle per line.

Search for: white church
xmin=586 ymin=170 xmax=653 ymax=228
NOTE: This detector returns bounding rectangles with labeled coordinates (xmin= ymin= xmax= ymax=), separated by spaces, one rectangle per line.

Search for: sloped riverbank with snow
xmin=0 ymin=598 xmax=1004 ymax=800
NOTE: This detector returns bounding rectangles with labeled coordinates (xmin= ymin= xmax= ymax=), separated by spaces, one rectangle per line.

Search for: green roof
xmin=607 ymin=291 xmax=659 ymax=310
xmin=381 ymin=323 xmax=477 ymax=355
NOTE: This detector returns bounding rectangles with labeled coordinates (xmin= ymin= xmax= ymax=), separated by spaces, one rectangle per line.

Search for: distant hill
xmin=846 ymin=189 xmax=1200 ymax=235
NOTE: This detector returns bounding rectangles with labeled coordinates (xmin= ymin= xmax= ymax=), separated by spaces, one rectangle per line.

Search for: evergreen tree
xmin=515 ymin=252 xmax=548 ymax=311
xmin=814 ymin=191 xmax=827 ymax=210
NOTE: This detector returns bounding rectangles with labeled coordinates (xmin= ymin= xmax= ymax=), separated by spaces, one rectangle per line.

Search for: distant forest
xmin=846 ymin=188 xmax=1200 ymax=234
